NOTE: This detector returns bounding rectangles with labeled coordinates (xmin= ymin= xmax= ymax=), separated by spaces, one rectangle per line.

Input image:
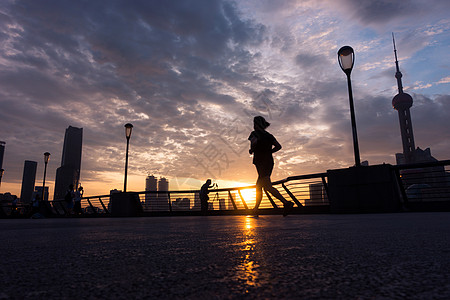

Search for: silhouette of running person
xmin=249 ymin=116 xmax=294 ymax=216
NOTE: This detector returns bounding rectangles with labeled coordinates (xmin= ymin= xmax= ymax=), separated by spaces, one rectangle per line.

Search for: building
xmin=145 ymin=175 xmax=158 ymax=208
xmin=172 ymin=198 xmax=190 ymax=211
xmin=145 ymin=177 xmax=170 ymax=211
xmin=0 ymin=141 xmax=5 ymax=170
xmin=156 ymin=177 xmax=169 ymax=211
xmin=20 ymin=160 xmax=38 ymax=203
xmin=53 ymin=126 xmax=83 ymax=200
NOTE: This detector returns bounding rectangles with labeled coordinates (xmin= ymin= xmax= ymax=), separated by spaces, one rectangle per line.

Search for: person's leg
xmin=253 ymin=176 xmax=264 ymax=209
xmin=200 ymin=196 xmax=207 ymax=213
xmin=259 ymin=177 xmax=288 ymax=205
xmin=262 ymin=180 xmax=294 ymax=216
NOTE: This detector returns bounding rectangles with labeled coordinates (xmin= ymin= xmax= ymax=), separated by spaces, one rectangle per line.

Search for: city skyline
xmin=0 ymin=0 xmax=449 ymax=198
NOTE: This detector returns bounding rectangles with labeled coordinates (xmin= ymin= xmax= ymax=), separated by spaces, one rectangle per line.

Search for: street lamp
xmin=124 ymin=123 xmax=133 ymax=192
xmin=338 ymin=46 xmax=361 ymax=167
xmin=42 ymin=152 xmax=50 ymax=201
xmin=0 ymin=168 xmax=4 ymax=188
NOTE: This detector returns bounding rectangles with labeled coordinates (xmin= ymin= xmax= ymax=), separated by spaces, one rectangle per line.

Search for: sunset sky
xmin=1 ymin=0 xmax=449 ymax=198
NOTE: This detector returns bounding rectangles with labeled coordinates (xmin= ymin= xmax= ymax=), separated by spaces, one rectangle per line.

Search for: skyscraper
xmin=53 ymin=126 xmax=83 ymax=200
xmin=20 ymin=160 xmax=38 ymax=203
xmin=157 ymin=177 xmax=169 ymax=211
xmin=0 ymin=141 xmax=5 ymax=170
xmin=392 ymin=35 xmax=415 ymax=164
xmin=145 ymin=175 xmax=158 ymax=208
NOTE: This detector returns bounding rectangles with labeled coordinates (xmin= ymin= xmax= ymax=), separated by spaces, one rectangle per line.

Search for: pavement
xmin=1 ymin=212 xmax=450 ymax=299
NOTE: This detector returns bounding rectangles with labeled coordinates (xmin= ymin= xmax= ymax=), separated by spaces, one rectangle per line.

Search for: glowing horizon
xmin=1 ymin=1 xmax=449 ymax=199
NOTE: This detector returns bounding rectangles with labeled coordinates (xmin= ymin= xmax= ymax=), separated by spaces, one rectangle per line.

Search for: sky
xmin=0 ymin=0 xmax=449 ymax=198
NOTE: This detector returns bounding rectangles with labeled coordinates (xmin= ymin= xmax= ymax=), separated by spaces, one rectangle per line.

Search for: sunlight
xmin=245 ymin=216 xmax=253 ymax=230
xmin=233 ymin=216 xmax=261 ymax=292
xmin=239 ymin=188 xmax=256 ymax=208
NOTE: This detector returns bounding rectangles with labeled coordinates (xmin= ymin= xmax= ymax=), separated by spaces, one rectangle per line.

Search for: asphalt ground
xmin=1 ymin=212 xmax=450 ymax=299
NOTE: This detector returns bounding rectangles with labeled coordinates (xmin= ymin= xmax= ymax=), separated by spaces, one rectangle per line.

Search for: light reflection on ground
xmin=233 ymin=216 xmax=261 ymax=292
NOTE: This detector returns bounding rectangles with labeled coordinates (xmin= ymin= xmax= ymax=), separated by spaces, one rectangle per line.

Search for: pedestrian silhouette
xmin=200 ymin=179 xmax=214 ymax=214
xmin=248 ymin=116 xmax=294 ymax=216
xmin=65 ymin=184 xmax=75 ymax=215
xmin=32 ymin=193 xmax=40 ymax=214
xmin=74 ymin=186 xmax=83 ymax=215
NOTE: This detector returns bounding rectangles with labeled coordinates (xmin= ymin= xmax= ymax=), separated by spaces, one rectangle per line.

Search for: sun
xmin=239 ymin=188 xmax=256 ymax=207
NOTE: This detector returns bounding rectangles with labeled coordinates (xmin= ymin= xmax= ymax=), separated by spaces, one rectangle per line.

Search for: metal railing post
xmin=237 ymin=190 xmax=248 ymax=210
xmin=228 ymin=191 xmax=238 ymax=210
xmin=264 ymin=189 xmax=278 ymax=208
xmin=168 ymin=192 xmax=172 ymax=212
xmin=282 ymin=182 xmax=302 ymax=207
xmin=86 ymin=198 xmax=97 ymax=215
xmin=321 ymin=175 xmax=330 ymax=204
xmin=98 ymin=197 xmax=109 ymax=214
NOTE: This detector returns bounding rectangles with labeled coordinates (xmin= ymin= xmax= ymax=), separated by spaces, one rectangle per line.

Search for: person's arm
xmin=272 ymin=138 xmax=282 ymax=153
xmin=249 ymin=133 xmax=257 ymax=154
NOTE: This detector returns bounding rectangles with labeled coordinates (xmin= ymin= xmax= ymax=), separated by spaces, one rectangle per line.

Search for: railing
xmin=2 ymin=160 xmax=450 ymax=218
xmin=393 ymin=160 xmax=450 ymax=207
xmin=51 ymin=194 xmax=111 ymax=216
xmin=127 ymin=172 xmax=329 ymax=215
xmin=45 ymin=172 xmax=330 ymax=216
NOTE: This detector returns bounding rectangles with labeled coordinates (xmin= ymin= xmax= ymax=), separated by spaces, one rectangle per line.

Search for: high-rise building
xmin=0 ymin=141 xmax=5 ymax=170
xmin=158 ymin=177 xmax=169 ymax=192
xmin=145 ymin=175 xmax=158 ymax=209
xmin=156 ymin=177 xmax=169 ymax=211
xmin=53 ymin=126 xmax=83 ymax=200
xmin=20 ymin=160 xmax=38 ymax=203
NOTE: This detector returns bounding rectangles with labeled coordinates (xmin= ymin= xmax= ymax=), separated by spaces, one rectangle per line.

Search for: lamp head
xmin=338 ymin=46 xmax=354 ymax=75
xmin=44 ymin=152 xmax=51 ymax=164
xmin=125 ymin=123 xmax=133 ymax=139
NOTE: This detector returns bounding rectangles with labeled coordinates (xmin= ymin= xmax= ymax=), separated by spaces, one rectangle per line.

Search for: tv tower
xmin=392 ymin=33 xmax=415 ymax=164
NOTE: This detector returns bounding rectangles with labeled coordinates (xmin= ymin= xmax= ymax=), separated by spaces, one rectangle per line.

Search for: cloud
xmin=295 ymin=53 xmax=328 ymax=70
xmin=437 ymin=76 xmax=450 ymax=84
xmin=0 ymin=0 xmax=268 ymax=189
xmin=331 ymin=0 xmax=450 ymax=30
xmin=0 ymin=0 xmax=449 ymax=197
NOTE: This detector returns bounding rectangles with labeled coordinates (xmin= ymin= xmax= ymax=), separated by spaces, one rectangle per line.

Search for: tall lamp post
xmin=42 ymin=152 xmax=50 ymax=201
xmin=0 ymin=168 xmax=4 ymax=189
xmin=338 ymin=46 xmax=361 ymax=167
xmin=124 ymin=123 xmax=133 ymax=192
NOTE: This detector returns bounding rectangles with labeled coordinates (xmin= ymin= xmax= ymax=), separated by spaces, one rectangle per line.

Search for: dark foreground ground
xmin=1 ymin=212 xmax=450 ymax=299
